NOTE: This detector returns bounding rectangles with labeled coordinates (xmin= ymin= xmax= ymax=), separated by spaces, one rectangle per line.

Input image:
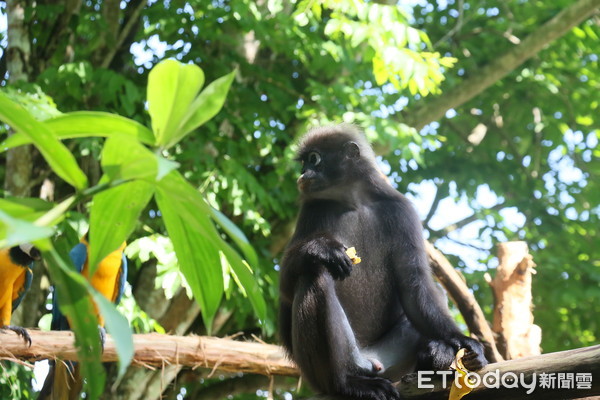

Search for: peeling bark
xmin=487 ymin=241 xmax=541 ymax=359
xmin=0 ymin=330 xmax=298 ymax=376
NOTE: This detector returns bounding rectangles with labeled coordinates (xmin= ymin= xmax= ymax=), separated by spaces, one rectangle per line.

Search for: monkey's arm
xmin=281 ymin=233 xmax=354 ymax=289
xmin=278 ymin=232 xmax=354 ymax=356
xmin=396 ymin=243 xmax=463 ymax=338
xmin=391 ymin=207 xmax=488 ymax=369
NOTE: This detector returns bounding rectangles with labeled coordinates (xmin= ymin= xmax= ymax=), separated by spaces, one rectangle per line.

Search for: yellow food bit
xmin=448 ymin=348 xmax=475 ymax=400
xmin=345 ymin=247 xmax=362 ymax=264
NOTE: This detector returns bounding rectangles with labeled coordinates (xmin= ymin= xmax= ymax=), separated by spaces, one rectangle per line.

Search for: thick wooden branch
xmin=399 ymin=345 xmax=600 ymax=400
xmin=488 ymin=241 xmax=541 ymax=359
xmin=405 ymin=0 xmax=600 ymax=130
xmin=0 ymin=330 xmax=299 ymax=377
xmin=425 ymin=241 xmax=504 ymax=363
xmin=3 ymin=331 xmax=598 ymax=400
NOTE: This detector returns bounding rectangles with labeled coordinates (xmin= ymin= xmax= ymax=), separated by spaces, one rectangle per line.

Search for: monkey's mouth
xmin=297 ymin=175 xmax=311 ymax=192
xmin=297 ymin=175 xmax=319 ymax=193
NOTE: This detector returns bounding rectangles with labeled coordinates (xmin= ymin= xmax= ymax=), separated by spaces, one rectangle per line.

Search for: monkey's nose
xmin=297 ymin=174 xmax=310 ymax=191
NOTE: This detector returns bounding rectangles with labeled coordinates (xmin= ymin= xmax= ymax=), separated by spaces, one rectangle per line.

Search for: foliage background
xmin=0 ymin=0 xmax=598 ymax=399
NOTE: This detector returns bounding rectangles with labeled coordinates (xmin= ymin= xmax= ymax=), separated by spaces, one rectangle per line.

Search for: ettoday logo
xmin=417 ymin=370 xmax=593 ymax=394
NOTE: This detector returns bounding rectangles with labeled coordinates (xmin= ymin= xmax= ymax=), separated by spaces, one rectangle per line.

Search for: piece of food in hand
xmin=345 ymin=247 xmax=361 ymax=264
xmin=448 ymin=348 xmax=475 ymax=400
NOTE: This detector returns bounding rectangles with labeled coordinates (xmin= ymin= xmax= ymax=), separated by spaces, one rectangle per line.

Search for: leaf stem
xmin=35 ymin=178 xmax=131 ymax=227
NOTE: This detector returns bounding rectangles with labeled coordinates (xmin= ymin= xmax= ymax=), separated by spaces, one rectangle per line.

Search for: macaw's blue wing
xmin=114 ymin=253 xmax=128 ymax=305
xmin=69 ymin=242 xmax=88 ymax=273
xmin=51 ymin=242 xmax=88 ymax=331
xmin=11 ymin=264 xmax=33 ymax=312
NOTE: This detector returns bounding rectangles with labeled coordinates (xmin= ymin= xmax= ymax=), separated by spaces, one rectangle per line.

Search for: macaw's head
xmin=19 ymin=243 xmax=41 ymax=261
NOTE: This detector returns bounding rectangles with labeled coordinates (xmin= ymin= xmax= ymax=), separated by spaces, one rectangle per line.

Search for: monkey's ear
xmin=343 ymin=141 xmax=361 ymax=159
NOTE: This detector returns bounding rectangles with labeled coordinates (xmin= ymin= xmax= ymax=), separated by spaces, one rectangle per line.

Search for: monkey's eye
xmin=307 ymin=151 xmax=321 ymax=166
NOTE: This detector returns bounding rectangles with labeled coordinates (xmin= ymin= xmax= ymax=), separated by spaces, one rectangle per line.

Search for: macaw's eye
xmin=308 ymin=151 xmax=321 ymax=166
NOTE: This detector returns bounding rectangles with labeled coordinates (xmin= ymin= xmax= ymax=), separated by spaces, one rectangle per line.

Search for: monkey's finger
xmin=462 ymin=350 xmax=479 ymax=359
xmin=335 ymin=263 xmax=353 ymax=279
xmin=340 ymin=257 xmax=354 ymax=277
xmin=326 ymin=260 xmax=350 ymax=279
xmin=463 ymin=357 xmax=486 ymax=371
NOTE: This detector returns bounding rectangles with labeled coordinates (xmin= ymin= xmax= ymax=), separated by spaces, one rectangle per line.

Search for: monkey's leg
xmin=362 ymin=317 xmax=420 ymax=382
xmin=292 ymin=273 xmax=399 ymax=400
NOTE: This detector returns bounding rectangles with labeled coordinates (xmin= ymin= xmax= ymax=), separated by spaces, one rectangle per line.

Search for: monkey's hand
xmin=443 ymin=336 xmax=488 ymax=371
xmin=303 ymin=236 xmax=354 ymax=280
xmin=456 ymin=337 xmax=488 ymax=371
xmin=419 ymin=336 xmax=487 ymax=372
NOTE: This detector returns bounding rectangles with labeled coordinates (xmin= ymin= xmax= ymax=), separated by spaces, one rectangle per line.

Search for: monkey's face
xmin=297 ymin=149 xmax=330 ymax=194
xmin=296 ymin=142 xmax=359 ymax=200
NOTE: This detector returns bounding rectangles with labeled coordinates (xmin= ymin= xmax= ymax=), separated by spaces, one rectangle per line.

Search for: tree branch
xmin=101 ymin=0 xmax=148 ymax=69
xmin=3 ymin=331 xmax=598 ymax=400
xmin=194 ymin=375 xmax=292 ymax=400
xmin=425 ymin=241 xmax=504 ymax=363
xmin=428 ymin=202 xmax=505 ymax=239
xmin=404 ymin=0 xmax=600 ymax=130
xmin=399 ymin=345 xmax=600 ymax=400
xmin=489 ymin=242 xmax=541 ymax=359
xmin=423 ymin=182 xmax=447 ymax=228
xmin=0 ymin=330 xmax=298 ymax=377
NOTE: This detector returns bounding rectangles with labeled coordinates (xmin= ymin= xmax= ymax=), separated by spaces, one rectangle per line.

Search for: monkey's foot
xmin=343 ymin=375 xmax=400 ymax=400
xmin=1 ymin=325 xmax=32 ymax=347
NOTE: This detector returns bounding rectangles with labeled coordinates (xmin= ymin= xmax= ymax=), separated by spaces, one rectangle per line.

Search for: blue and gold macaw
xmin=39 ymin=235 xmax=127 ymax=400
xmin=0 ymin=243 xmax=40 ymax=346
xmin=51 ymin=235 xmax=128 ymax=330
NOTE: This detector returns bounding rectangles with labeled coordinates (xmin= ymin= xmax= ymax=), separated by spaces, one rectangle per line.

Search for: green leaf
xmin=0 ymin=210 xmax=54 ymax=248
xmin=576 ymin=115 xmax=593 ymax=126
xmin=156 ymin=184 xmax=224 ymax=334
xmin=0 ymin=91 xmax=88 ymax=189
xmin=210 ymin=208 xmax=259 ymax=267
xmin=103 ymin=136 xmax=156 ymax=182
xmin=0 ymin=111 xmax=155 ymax=151
xmin=88 ymin=180 xmax=154 ymax=275
xmin=91 ymin=290 xmax=134 ymax=377
xmin=177 ymin=70 xmax=236 ymax=140
xmin=220 ymin=240 xmax=267 ymax=324
xmin=0 ymin=197 xmax=54 ymax=220
xmin=42 ymin=244 xmax=105 ymax=400
xmin=156 ymin=171 xmax=266 ymax=327
xmin=147 ymin=60 xmax=205 ymax=147
xmin=101 ymin=136 xmax=179 ymax=182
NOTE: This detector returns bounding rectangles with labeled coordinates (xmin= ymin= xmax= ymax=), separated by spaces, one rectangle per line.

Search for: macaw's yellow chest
xmin=81 ymin=251 xmax=123 ymax=302
xmin=0 ymin=249 xmax=26 ymax=281
xmin=0 ymin=249 xmax=29 ymax=324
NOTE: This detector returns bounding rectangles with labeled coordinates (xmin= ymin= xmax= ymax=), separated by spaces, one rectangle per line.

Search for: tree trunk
xmin=486 ymin=241 xmax=541 ymax=359
xmin=5 ymin=0 xmax=32 ymax=197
